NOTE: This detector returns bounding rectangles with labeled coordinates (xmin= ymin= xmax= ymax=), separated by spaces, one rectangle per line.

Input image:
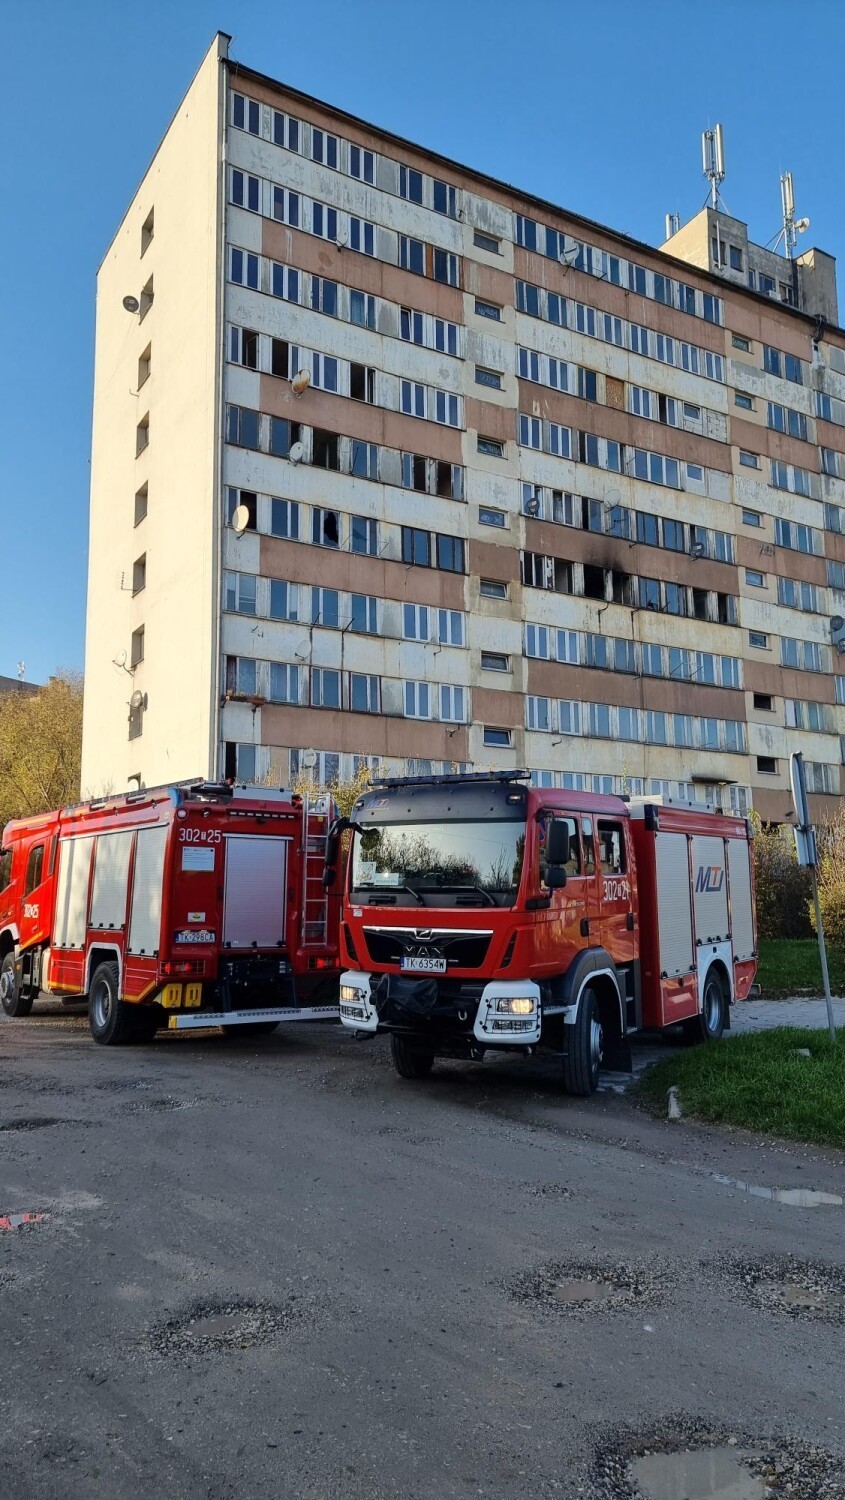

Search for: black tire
xmin=683 ymin=969 xmax=726 ymax=1044
xmin=562 ymin=986 xmax=603 ymax=1096
xmin=1 ymin=952 xmax=33 ymax=1018
xmin=133 ymin=1005 xmax=163 ymax=1043
xmin=390 ymin=1033 xmax=435 ymax=1080
xmin=88 ymin=961 xmax=135 ymax=1046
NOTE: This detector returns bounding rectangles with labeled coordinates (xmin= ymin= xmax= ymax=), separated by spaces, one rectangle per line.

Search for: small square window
xmin=140 ymin=276 xmax=154 ymax=320
xmin=134 ymin=484 xmax=148 ymax=526
xmin=480 ymin=579 xmax=508 ymax=599
xmin=481 ymin=652 xmax=509 ymax=672
xmin=739 ymin=450 xmax=759 ymax=469
xmin=474 ymin=298 xmax=502 ymax=322
xmin=475 ymin=367 xmax=503 ymax=390
xmin=741 ymin=509 xmax=762 ymax=527
xmin=753 ymin=693 xmax=774 ymax=711
xmin=141 ymin=207 xmax=154 ymax=255
xmin=477 ymin=436 xmax=504 ymax=457
xmin=478 ymin=507 xmax=506 ymax=528
xmin=757 ymin=755 xmax=778 ymax=775
xmin=473 ymin=230 xmax=500 ymax=253
xmin=749 ymin=630 xmax=768 ymax=649
xmin=137 ymin=345 xmax=151 ymax=387
xmin=483 ymin=727 xmax=512 ymax=748
xmin=132 ymin=554 xmax=146 ymax=595
xmin=734 ymin=392 xmax=753 ymax=409
xmin=130 ymin=626 xmax=145 ymax=667
xmin=732 ymin=334 xmax=751 ymax=351
xmin=745 ymin=569 xmax=765 ymax=587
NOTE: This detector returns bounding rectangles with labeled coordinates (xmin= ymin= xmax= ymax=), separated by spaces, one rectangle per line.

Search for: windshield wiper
xmin=355 ymin=883 xmax=426 ymax=906
xmin=417 ymin=882 xmax=497 ymax=908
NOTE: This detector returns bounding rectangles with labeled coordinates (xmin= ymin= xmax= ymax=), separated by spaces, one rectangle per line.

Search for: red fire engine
xmin=0 ymin=781 xmax=340 ymax=1044
xmin=329 ymin=771 xmax=757 ymax=1094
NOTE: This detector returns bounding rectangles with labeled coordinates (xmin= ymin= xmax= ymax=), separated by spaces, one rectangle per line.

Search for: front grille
xmin=363 ymin=929 xmax=492 ymax=970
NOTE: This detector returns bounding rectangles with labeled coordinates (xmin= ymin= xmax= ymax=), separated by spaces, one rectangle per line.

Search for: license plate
xmin=400 ymin=956 xmax=447 ymax=974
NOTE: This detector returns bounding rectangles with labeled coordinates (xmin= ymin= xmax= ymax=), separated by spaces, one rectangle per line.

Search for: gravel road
xmin=1 ymin=1001 xmax=844 ymax=1498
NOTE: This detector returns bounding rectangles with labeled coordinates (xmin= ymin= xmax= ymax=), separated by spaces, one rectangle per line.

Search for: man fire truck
xmin=329 ymin=771 xmax=756 ymax=1094
xmin=0 ymin=781 xmax=340 ymax=1044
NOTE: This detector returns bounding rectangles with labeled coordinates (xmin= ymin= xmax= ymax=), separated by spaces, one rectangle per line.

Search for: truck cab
xmin=335 ymin=770 xmax=756 ymax=1095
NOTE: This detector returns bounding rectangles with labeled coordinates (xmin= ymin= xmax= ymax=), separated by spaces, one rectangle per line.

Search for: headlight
xmin=496 ymin=995 xmax=535 ymax=1015
xmin=340 ymin=984 xmax=367 ymax=1003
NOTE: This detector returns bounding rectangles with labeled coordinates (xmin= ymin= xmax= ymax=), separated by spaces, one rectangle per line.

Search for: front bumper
xmin=338 ymin=971 xmax=542 ymax=1046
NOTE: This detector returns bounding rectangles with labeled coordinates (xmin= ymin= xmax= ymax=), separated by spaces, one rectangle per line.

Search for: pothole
xmin=585 ymin=1417 xmax=845 ymax=1499
xmin=712 ymin=1174 xmax=842 ymax=1208
xmin=717 ymin=1255 xmax=845 ymax=1325
xmin=0 ymin=1211 xmax=49 ymax=1231
xmin=526 ymin=1183 xmax=573 ymax=1200
xmin=506 ymin=1258 xmax=668 ymax=1315
xmin=0 ymin=1117 xmax=72 ymax=1132
xmin=127 ymin=1097 xmax=205 ymax=1114
xmin=147 ymin=1297 xmax=311 ymax=1357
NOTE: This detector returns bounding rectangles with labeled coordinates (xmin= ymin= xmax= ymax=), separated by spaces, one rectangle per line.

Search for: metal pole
xmin=811 ymin=864 xmax=837 ymax=1043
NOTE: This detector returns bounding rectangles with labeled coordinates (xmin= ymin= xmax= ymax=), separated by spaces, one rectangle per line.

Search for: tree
xmin=811 ymin=805 xmax=845 ymax=954
xmin=0 ymin=673 xmax=84 ymax=832
xmin=750 ymin=810 xmax=813 ymax=941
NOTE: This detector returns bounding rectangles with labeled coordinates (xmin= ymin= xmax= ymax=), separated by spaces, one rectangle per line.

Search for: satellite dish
xmin=289 ymin=441 xmax=305 ymax=465
xmin=604 ymin=488 xmax=621 ymax=508
xmin=232 ymin=505 xmax=250 ymax=535
xmin=525 ymin=497 xmax=541 ymax=518
xmin=301 ymin=748 xmax=317 ymax=769
xmin=122 ymin=295 xmax=140 ymax=313
xmin=560 ymin=237 xmax=580 ymax=268
xmin=129 ymin=690 xmax=144 ymax=710
xmin=335 ymin=228 xmax=349 ymax=250
xmin=291 ymin=368 xmax=311 ymax=397
xmin=795 ymin=217 xmax=811 ymax=234
xmin=832 ymin=615 xmax=844 ymax=631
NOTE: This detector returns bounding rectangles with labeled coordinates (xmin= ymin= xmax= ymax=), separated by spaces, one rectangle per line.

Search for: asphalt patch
xmin=0 ymin=1116 xmax=86 ymax=1133
xmin=716 ymin=1255 xmax=845 ymax=1326
xmin=127 ymin=1096 xmax=205 ymax=1114
xmin=506 ymin=1257 xmax=669 ymax=1315
xmin=584 ymin=1415 xmax=845 ymax=1498
xmin=147 ymin=1297 xmax=312 ymax=1358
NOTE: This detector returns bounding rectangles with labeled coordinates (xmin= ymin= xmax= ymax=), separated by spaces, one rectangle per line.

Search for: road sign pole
xmin=811 ymin=864 xmax=838 ymax=1043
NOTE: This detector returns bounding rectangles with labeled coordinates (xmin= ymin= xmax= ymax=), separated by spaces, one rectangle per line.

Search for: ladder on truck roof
xmin=301 ymin=795 xmax=332 ymax=947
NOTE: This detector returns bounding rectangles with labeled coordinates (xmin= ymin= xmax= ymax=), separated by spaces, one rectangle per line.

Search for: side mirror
xmin=546 ymin=819 xmax=570 ymax=866
xmin=546 ymin=865 xmax=567 ymax=890
xmin=321 ymin=817 xmax=363 ymax=889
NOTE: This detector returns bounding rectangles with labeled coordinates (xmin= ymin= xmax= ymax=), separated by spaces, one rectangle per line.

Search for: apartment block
xmin=82 ymin=33 xmax=845 ymax=822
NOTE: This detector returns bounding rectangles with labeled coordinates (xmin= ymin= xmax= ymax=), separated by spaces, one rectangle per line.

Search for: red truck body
xmin=335 ymin=772 xmax=757 ymax=1093
xmin=0 ymin=781 xmax=340 ymax=1043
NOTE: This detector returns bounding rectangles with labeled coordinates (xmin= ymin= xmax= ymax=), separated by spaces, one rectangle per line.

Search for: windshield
xmin=352 ymin=821 xmax=526 ymax=907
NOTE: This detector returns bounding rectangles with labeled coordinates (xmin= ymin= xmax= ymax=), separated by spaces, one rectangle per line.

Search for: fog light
xmin=496 ymin=996 xmax=535 ymax=1015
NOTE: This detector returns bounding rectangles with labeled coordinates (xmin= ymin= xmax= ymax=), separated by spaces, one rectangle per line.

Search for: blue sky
xmin=4 ymin=0 xmax=844 ymax=684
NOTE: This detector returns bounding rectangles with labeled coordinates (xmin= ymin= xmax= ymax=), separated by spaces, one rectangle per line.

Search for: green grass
xmin=757 ymin=938 xmax=845 ymax=997
xmin=638 ymin=1028 xmax=845 ymax=1149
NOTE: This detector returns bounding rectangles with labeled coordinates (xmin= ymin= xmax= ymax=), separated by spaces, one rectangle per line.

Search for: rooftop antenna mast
xmin=702 ymin=123 xmax=725 ymax=210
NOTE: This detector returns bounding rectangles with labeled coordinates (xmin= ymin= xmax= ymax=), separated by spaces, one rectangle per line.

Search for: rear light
xmin=160 ymin=960 xmax=206 ymax=977
xmin=307 ymin=956 xmax=334 ymax=970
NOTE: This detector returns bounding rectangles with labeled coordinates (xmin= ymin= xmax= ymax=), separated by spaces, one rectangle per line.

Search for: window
xmin=597 ymin=822 xmax=626 ymax=875
xmin=269 ymin=580 xmax=297 ymax=621
xmin=136 ymin=414 xmax=149 ymax=456
xmin=475 ymin=298 xmax=502 ymax=321
xmin=131 ymin=625 xmax=144 ymax=668
xmin=140 ymin=206 xmax=154 ymax=255
xmin=475 ymin=367 xmax=502 ymax=390
xmin=270 ymin=415 xmax=300 ymax=459
xmin=349 ymin=144 xmax=374 ymax=182
xmin=312 ymin=429 xmax=339 ymax=471
xmin=636 ymin=512 xmax=659 ymax=547
xmin=226 ymin=404 xmax=259 ymax=450
xmin=399 ymin=165 xmax=424 ymax=203
xmin=402 ymin=453 xmax=427 ymax=492
xmin=483 ymin=727 xmax=511 ymax=748
xmin=311 ymin=128 xmax=338 ymax=168
xmin=741 ymin=508 xmax=761 ymax=528
xmin=479 ymin=507 xmax=506 ymax=528
xmin=402 ymin=526 xmax=430 ymax=567
xmin=674 ymin=715 xmax=694 ymax=749
xmin=641 ymin=644 xmax=664 ymax=676
xmin=401 ymin=380 xmax=426 ymax=418
xmin=399 ymin=236 xmax=425 ymax=275
xmin=311 ymin=668 xmax=341 ymax=709
xmin=757 ymin=756 xmax=778 ymax=776
xmin=745 ymin=569 xmax=765 ymax=588
xmin=473 ymin=230 xmax=500 ymax=253
xmin=589 ymin=702 xmax=611 ymax=737
xmin=350 ymin=290 xmax=376 ymax=330
xmin=137 ymin=345 xmax=151 ymax=388
xmin=646 ymin=711 xmax=668 ymax=745
xmin=134 ymin=484 xmax=148 ymax=526
xmin=526 ymin=696 xmax=550 ymax=732
xmin=749 ymin=631 xmax=768 ymax=649
xmin=433 ymin=180 xmax=458 ymax=218
xmin=480 ymin=579 xmax=507 ymax=599
xmin=232 ymin=92 xmax=260 ymax=134
xmin=349 ymin=217 xmax=375 ymax=256
xmin=739 ymin=450 xmax=759 ymax=469
xmin=226 ymin=656 xmax=257 ymax=697
xmin=230 ymin=327 xmax=258 ymax=370
xmin=614 ymin=638 xmax=636 ymax=674
xmin=312 ymin=507 xmax=340 ymax=549
xmin=440 ymin=685 xmax=465 ymax=723
xmin=578 ymin=368 xmax=597 ymax=402
xmin=128 ymin=698 xmax=144 ymax=741
xmin=405 ymin=681 xmax=431 ymax=719
xmin=230 ymin=169 xmax=260 ymax=213
xmin=753 ymin=692 xmax=774 ymax=713
xmin=352 ymin=440 xmax=379 ymax=480
xmin=273 ymin=110 xmax=299 ymax=151
xmin=350 ymin=364 xmax=376 ymax=403
xmin=311 ymin=277 xmax=338 ymax=317
xmin=433 ymin=249 xmax=459 ymax=286
xmin=271 ymin=262 xmax=298 ymax=302
xmin=729 ymin=245 xmax=743 ymax=271
xmin=132 ymin=554 xmax=146 ymax=595
xmin=436 ymin=535 xmax=465 ymax=574
xmin=270 ymin=497 xmax=299 ymax=540
xmin=403 ymin=603 xmax=430 ymax=642
xmin=225 ymin=571 xmax=256 ymax=615
xmin=350 ymin=516 xmax=378 ymax=556
xmin=269 ymin=664 xmax=299 ymax=704
xmin=618 ymin=707 xmax=639 ymax=741
xmin=734 ymin=392 xmax=753 ymax=410
xmin=639 ymin=577 xmax=660 ymax=611
xmin=225 ymin=486 xmax=257 ymax=531
xmin=732 ymin=334 xmax=750 ymax=351
xmin=481 ymin=652 xmax=509 ymax=672
xmin=350 ymin=594 xmax=378 ymax=635
xmin=434 ymin=390 xmax=460 ymax=426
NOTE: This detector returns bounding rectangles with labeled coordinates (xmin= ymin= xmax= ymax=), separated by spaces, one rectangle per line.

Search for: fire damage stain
xmin=147 ymin=1297 xmax=313 ymax=1357
xmin=715 ymin=1254 xmax=845 ymax=1326
xmin=582 ymin=1416 xmax=845 ymax=1499
xmin=506 ymin=1257 xmax=669 ymax=1315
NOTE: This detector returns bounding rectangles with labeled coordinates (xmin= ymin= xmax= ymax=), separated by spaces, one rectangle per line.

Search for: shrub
xmin=751 ymin=813 xmax=814 ymax=941
xmin=811 ymin=806 xmax=845 ymax=955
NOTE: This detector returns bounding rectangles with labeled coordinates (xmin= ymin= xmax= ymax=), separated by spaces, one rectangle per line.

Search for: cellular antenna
xmin=702 ymin=123 xmax=725 ymax=209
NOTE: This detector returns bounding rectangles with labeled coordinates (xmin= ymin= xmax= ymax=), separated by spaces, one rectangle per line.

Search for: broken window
xmin=693 ymin=588 xmax=709 ymax=621
xmin=402 ymin=453 xmax=428 ymax=492
xmin=271 ymin=339 xmax=289 ymax=379
xmin=312 ymin=508 xmax=340 ymax=548
xmin=312 ymin=429 xmax=339 ymax=470
xmin=350 ymin=363 xmax=375 ymax=403
xmin=583 ymin=565 xmax=606 ymax=601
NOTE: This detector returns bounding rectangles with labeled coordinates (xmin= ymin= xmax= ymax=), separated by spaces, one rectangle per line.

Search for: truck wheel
xmin=390 ymin=1033 xmax=435 ymax=1080
xmin=0 ymin=953 xmax=33 ymax=1018
xmin=562 ymin=987 xmax=603 ymax=1096
xmin=88 ymin=962 xmax=135 ymax=1046
xmin=683 ymin=969 xmax=726 ymax=1044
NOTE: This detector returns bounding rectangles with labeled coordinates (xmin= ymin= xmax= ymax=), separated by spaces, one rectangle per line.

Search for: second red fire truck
xmin=0 ymin=780 xmax=340 ymax=1044
xmin=330 ymin=770 xmax=757 ymax=1094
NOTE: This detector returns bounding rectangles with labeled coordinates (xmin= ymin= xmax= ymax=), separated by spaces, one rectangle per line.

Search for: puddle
xmin=552 ymin=1280 xmax=613 ymax=1305
xmin=712 ymin=1174 xmax=842 ymax=1208
xmin=630 ymin=1448 xmax=764 ymax=1499
xmin=0 ymin=1211 xmax=48 ymax=1231
xmin=507 ymin=1257 xmax=668 ymax=1315
xmin=718 ymin=1255 xmax=845 ymax=1326
xmin=187 ymin=1312 xmax=250 ymax=1337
